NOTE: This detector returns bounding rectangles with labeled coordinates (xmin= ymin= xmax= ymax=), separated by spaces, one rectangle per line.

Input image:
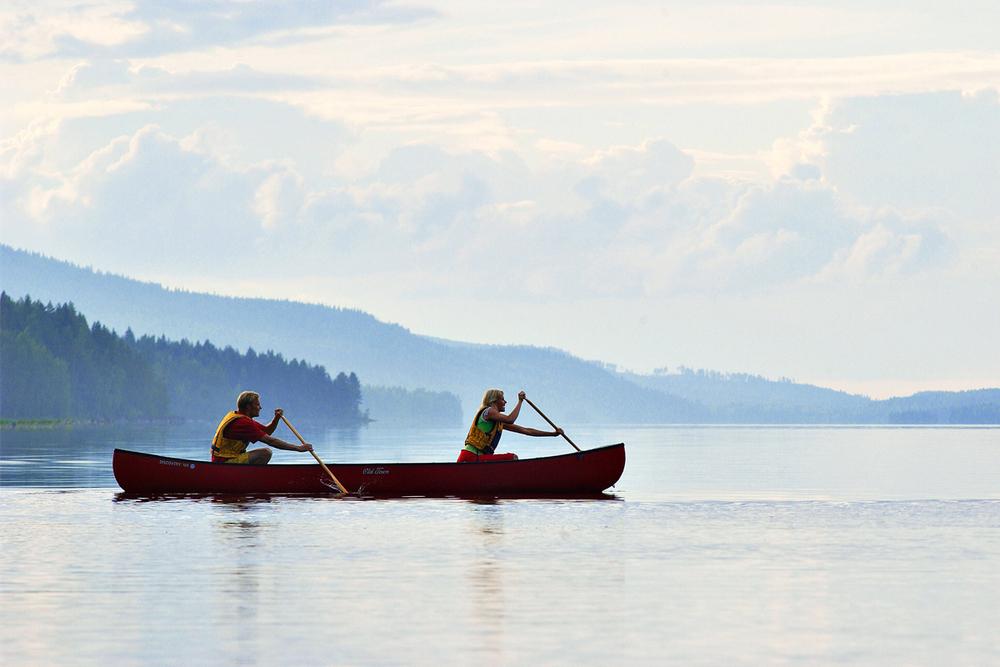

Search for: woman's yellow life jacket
xmin=464 ymin=407 xmax=504 ymax=453
xmin=211 ymin=411 xmax=250 ymax=459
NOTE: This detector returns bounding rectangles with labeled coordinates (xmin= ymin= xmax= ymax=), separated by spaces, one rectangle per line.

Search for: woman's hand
xmin=553 ymin=427 xmax=564 ymax=437
xmin=518 ymin=390 xmax=526 ymax=401
xmin=298 ymin=443 xmax=314 ymax=453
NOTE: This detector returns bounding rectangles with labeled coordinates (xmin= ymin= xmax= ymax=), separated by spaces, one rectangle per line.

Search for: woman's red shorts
xmin=457 ymin=449 xmax=518 ymax=463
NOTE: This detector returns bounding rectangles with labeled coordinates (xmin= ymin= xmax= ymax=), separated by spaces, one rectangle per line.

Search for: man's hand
xmin=273 ymin=408 xmax=284 ymax=419
xmin=298 ymin=443 xmax=314 ymax=453
xmin=517 ymin=390 xmax=526 ymax=401
xmin=554 ymin=427 xmax=564 ymax=437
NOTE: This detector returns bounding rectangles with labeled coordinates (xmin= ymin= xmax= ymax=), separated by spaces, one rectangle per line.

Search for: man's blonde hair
xmin=480 ymin=388 xmax=504 ymax=408
xmin=237 ymin=391 xmax=260 ymax=411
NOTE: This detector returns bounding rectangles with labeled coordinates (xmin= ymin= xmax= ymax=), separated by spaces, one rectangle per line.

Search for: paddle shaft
xmin=280 ymin=415 xmax=349 ymax=494
xmin=523 ymin=397 xmax=581 ymax=452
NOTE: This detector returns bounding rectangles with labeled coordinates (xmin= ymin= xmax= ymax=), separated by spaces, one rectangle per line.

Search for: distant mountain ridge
xmin=624 ymin=368 xmax=1000 ymax=423
xmin=3 ymin=244 xmax=997 ymax=424
xmin=1 ymin=245 xmax=687 ymax=423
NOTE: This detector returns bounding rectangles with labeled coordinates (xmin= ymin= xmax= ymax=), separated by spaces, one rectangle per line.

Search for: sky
xmin=2 ymin=0 xmax=999 ymax=397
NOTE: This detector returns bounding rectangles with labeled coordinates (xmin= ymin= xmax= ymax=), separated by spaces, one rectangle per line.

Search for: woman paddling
xmin=459 ymin=389 xmax=563 ymax=462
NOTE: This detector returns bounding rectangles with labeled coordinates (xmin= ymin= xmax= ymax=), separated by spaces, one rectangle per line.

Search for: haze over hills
xmin=2 ymin=245 xmax=997 ymax=424
xmin=623 ymin=369 xmax=999 ymax=424
xmin=1 ymin=245 xmax=687 ymax=423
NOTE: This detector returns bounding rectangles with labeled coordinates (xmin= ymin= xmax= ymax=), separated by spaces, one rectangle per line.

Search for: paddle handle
xmin=523 ymin=397 xmax=581 ymax=451
xmin=280 ymin=415 xmax=349 ymax=494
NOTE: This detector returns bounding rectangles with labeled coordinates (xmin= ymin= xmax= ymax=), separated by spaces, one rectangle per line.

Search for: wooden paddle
xmin=523 ymin=397 xmax=581 ymax=452
xmin=280 ymin=414 xmax=350 ymax=494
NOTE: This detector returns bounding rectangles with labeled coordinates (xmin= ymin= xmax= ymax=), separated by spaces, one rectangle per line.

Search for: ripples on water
xmin=2 ymin=424 xmax=999 ymax=665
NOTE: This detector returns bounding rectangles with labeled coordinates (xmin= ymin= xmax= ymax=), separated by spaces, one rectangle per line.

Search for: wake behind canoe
xmin=112 ymin=444 xmax=626 ymax=497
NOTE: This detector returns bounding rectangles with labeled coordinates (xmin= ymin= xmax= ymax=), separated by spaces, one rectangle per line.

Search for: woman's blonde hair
xmin=480 ymin=388 xmax=504 ymax=408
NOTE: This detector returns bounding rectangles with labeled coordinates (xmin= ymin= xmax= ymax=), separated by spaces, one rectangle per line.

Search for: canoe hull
xmin=112 ymin=444 xmax=626 ymax=497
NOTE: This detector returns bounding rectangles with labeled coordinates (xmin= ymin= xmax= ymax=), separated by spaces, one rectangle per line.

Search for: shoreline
xmin=0 ymin=416 xmax=375 ymax=430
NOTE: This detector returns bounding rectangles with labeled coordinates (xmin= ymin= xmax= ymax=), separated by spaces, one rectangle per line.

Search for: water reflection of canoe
xmin=112 ymin=444 xmax=626 ymax=497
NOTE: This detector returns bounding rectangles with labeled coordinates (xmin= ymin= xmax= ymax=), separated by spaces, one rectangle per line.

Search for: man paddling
xmin=211 ymin=391 xmax=313 ymax=464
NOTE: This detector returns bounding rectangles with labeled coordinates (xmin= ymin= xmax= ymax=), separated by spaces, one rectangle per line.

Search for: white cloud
xmin=2 ymin=0 xmax=436 ymax=61
xmin=0 ymin=2 xmax=147 ymax=61
xmin=53 ymin=59 xmax=133 ymax=93
xmin=340 ymin=53 xmax=1000 ymax=101
xmin=253 ymin=169 xmax=304 ymax=230
xmin=34 ymin=52 xmax=998 ymax=139
xmin=816 ymin=90 xmax=1000 ymax=222
xmin=2 ymin=107 xmax=962 ymax=301
xmin=581 ymin=139 xmax=694 ymax=202
xmin=3 ymin=124 xmax=267 ymax=273
xmin=607 ymin=177 xmax=953 ymax=296
xmin=53 ymin=61 xmax=322 ymax=99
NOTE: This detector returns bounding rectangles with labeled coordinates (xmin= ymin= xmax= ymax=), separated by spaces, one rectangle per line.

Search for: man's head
xmin=237 ymin=391 xmax=261 ymax=416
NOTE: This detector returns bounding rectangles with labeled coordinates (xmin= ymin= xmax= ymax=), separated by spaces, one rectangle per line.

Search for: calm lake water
xmin=2 ymin=423 xmax=999 ymax=665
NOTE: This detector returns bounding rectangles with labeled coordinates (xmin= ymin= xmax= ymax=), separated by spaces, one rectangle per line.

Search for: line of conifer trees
xmin=0 ymin=293 xmax=364 ymax=423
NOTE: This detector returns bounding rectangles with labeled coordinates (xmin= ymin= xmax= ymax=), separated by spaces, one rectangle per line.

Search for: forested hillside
xmin=879 ymin=390 xmax=1000 ymax=424
xmin=0 ymin=245 xmax=690 ymax=422
xmin=361 ymin=385 xmax=464 ymax=425
xmin=129 ymin=332 xmax=364 ymax=423
xmin=1 ymin=293 xmax=166 ymax=419
xmin=0 ymin=293 xmax=365 ymax=423
xmin=3 ymin=246 xmax=997 ymax=424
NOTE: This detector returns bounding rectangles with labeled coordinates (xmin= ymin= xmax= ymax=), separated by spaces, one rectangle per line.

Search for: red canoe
xmin=112 ymin=444 xmax=626 ymax=497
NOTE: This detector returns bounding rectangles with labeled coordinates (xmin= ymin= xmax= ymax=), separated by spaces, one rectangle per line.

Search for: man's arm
xmin=258 ymin=433 xmax=313 ymax=452
xmin=264 ymin=408 xmax=283 ymax=435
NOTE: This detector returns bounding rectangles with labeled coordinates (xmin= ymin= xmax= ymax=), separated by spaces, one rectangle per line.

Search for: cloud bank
xmin=2 ymin=92 xmax=966 ymax=299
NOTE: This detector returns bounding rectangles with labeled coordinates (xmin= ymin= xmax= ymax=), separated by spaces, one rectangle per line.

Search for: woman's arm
xmin=485 ymin=391 xmax=527 ymax=424
xmin=505 ymin=424 xmax=564 ymax=437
